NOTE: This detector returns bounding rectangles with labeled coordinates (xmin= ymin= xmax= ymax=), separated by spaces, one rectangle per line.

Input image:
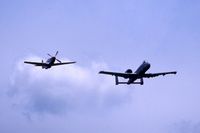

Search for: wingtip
xmin=71 ymin=61 xmax=76 ymax=64
xmin=99 ymin=71 xmax=103 ymax=74
xmin=69 ymin=61 xmax=76 ymax=64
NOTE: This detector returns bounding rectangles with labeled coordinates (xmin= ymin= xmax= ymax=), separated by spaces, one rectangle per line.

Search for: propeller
xmin=47 ymin=51 xmax=62 ymax=63
xmin=56 ymin=58 xmax=62 ymax=63
xmin=55 ymin=51 xmax=59 ymax=57
xmin=47 ymin=51 xmax=58 ymax=57
xmin=47 ymin=53 xmax=53 ymax=57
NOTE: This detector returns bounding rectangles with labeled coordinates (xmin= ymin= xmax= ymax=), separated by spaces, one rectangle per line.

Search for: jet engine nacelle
xmin=125 ymin=69 xmax=133 ymax=74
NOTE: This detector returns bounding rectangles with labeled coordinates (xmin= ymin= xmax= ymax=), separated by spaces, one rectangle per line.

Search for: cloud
xmin=8 ymin=56 xmax=132 ymax=116
xmin=169 ymin=120 xmax=200 ymax=133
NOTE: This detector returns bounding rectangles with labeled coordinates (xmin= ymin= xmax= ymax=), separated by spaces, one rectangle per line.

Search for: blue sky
xmin=1 ymin=0 xmax=200 ymax=133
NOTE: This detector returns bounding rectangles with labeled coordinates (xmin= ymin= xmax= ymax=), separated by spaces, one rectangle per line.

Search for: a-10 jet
xmin=99 ymin=61 xmax=177 ymax=85
xmin=24 ymin=51 xmax=76 ymax=69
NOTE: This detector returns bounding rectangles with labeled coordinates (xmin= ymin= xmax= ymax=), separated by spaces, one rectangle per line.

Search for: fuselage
xmin=127 ymin=61 xmax=150 ymax=84
xmin=43 ymin=57 xmax=56 ymax=69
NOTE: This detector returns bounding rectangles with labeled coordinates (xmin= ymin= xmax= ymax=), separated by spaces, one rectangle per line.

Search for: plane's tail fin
xmin=115 ymin=76 xmax=128 ymax=85
xmin=140 ymin=78 xmax=144 ymax=85
xmin=115 ymin=76 xmax=119 ymax=85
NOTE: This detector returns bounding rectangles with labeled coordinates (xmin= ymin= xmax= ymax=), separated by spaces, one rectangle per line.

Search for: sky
xmin=0 ymin=0 xmax=200 ymax=133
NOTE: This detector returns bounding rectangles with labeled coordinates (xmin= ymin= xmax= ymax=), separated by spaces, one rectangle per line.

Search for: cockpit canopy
xmin=125 ymin=69 xmax=133 ymax=74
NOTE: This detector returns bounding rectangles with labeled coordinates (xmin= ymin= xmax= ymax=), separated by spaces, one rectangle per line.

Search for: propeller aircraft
xmin=24 ymin=51 xmax=76 ymax=69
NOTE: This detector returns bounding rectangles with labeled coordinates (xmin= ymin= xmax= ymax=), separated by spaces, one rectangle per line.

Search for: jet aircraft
xmin=24 ymin=51 xmax=76 ymax=69
xmin=99 ymin=61 xmax=177 ymax=85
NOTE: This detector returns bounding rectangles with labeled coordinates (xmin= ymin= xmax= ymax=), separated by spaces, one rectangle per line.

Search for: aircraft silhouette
xmin=24 ymin=51 xmax=76 ymax=69
xmin=99 ymin=61 xmax=177 ymax=85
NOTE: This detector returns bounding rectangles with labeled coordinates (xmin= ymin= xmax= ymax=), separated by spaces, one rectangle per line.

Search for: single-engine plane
xmin=24 ymin=51 xmax=76 ymax=69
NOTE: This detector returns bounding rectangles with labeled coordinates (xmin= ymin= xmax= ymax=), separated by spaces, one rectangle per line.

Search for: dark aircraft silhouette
xmin=24 ymin=51 xmax=76 ymax=69
xmin=99 ymin=61 xmax=177 ymax=85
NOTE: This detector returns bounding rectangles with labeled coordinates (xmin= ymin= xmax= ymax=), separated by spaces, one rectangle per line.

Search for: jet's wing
xmin=52 ymin=61 xmax=76 ymax=66
xmin=99 ymin=71 xmax=137 ymax=78
xmin=24 ymin=61 xmax=47 ymax=66
xmin=143 ymin=71 xmax=177 ymax=78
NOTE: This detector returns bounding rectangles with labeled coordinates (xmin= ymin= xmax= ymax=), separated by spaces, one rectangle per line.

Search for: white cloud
xmin=169 ymin=120 xmax=200 ymax=133
xmin=9 ymin=56 xmax=132 ymax=116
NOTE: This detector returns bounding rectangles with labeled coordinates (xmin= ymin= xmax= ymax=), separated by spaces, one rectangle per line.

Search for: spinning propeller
xmin=47 ymin=51 xmax=62 ymax=63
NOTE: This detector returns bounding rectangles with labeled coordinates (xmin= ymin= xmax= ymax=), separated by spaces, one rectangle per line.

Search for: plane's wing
xmin=52 ymin=61 xmax=76 ymax=66
xmin=99 ymin=71 xmax=177 ymax=78
xmin=99 ymin=71 xmax=137 ymax=78
xmin=24 ymin=61 xmax=47 ymax=66
xmin=143 ymin=71 xmax=177 ymax=78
